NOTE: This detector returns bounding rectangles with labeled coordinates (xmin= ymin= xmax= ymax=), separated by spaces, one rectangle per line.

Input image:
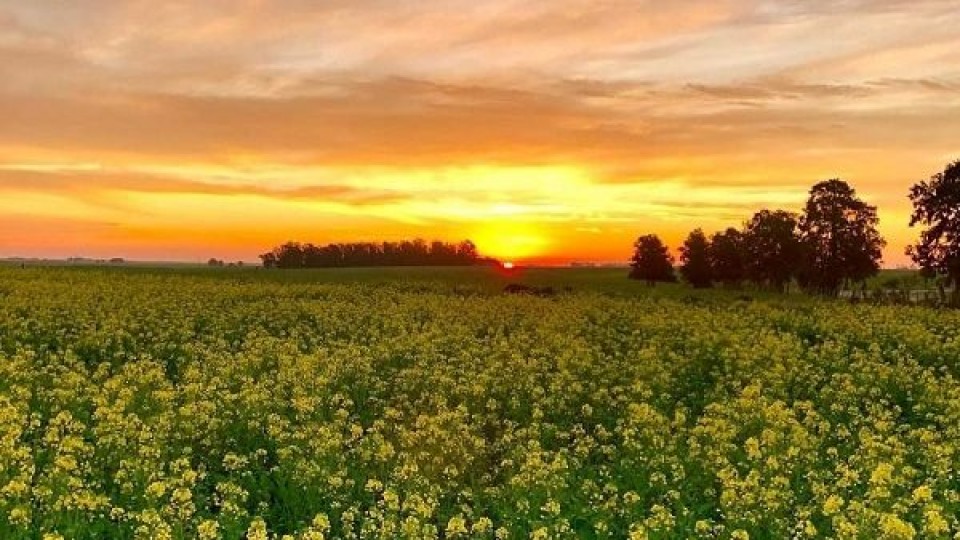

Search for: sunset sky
xmin=1 ymin=1 xmax=958 ymax=265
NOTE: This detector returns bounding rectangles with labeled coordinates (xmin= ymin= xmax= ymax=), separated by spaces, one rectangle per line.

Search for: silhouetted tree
xmin=709 ymin=227 xmax=746 ymax=288
xmin=679 ymin=228 xmax=713 ymax=288
xmin=260 ymin=252 xmax=277 ymax=268
xmin=629 ymin=234 xmax=676 ymax=286
xmin=743 ymin=210 xmax=802 ymax=292
xmin=259 ymin=239 xmax=483 ymax=268
xmin=907 ymin=159 xmax=960 ymax=305
xmin=457 ymin=240 xmax=478 ymax=261
xmin=274 ymin=242 xmax=306 ymax=268
xmin=797 ymin=179 xmax=885 ymax=295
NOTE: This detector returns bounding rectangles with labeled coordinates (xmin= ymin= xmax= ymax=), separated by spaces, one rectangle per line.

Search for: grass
xmin=4 ymin=262 xmax=885 ymax=296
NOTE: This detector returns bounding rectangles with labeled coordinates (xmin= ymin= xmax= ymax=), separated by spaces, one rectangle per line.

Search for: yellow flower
xmin=531 ymin=526 xmax=550 ymax=540
xmin=912 ymin=485 xmax=933 ymax=503
xmin=878 ymin=514 xmax=916 ymax=540
xmin=823 ymin=494 xmax=844 ymax=515
xmin=197 ymin=520 xmax=220 ymax=540
xmin=146 ymin=481 xmax=167 ymax=499
xmin=473 ymin=517 xmax=494 ymax=533
xmin=744 ymin=437 xmax=761 ymax=460
xmin=541 ymin=500 xmax=561 ymax=515
xmin=446 ymin=515 xmax=468 ymax=537
xmin=923 ymin=507 xmax=949 ymax=535
xmin=246 ymin=518 xmax=268 ymax=540
xmin=8 ymin=506 xmax=30 ymax=526
xmin=311 ymin=513 xmax=331 ymax=532
xmin=628 ymin=524 xmax=648 ymax=540
xmin=870 ymin=463 xmax=895 ymax=486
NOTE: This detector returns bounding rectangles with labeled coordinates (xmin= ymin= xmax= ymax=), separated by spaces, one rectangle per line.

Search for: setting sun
xmin=471 ymin=223 xmax=550 ymax=263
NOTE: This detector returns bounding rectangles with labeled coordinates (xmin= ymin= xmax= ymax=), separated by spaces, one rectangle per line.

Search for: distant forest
xmin=260 ymin=239 xmax=489 ymax=268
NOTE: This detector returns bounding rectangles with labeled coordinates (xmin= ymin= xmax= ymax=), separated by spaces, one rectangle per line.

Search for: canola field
xmin=1 ymin=267 xmax=959 ymax=539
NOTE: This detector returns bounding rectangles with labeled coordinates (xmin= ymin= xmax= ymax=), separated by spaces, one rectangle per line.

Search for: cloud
xmin=0 ymin=168 xmax=404 ymax=205
xmin=1 ymin=0 xmax=958 ymax=263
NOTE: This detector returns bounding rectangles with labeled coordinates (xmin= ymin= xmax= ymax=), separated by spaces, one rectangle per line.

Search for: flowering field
xmin=1 ymin=267 xmax=959 ymax=539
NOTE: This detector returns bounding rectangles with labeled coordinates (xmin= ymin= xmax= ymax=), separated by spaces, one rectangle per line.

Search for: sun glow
xmin=472 ymin=222 xmax=550 ymax=262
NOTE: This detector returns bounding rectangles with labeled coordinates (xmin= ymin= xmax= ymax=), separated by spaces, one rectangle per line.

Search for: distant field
xmin=3 ymin=262 xmax=923 ymax=295
xmin=0 ymin=266 xmax=956 ymax=539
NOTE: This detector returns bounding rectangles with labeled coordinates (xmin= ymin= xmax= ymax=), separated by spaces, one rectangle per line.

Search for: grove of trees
xmin=259 ymin=239 xmax=484 ymax=268
xmin=630 ymin=177 xmax=891 ymax=296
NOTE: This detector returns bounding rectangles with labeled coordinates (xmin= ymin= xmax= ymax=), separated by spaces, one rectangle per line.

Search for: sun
xmin=502 ymin=261 xmax=515 ymax=269
xmin=472 ymin=222 xmax=549 ymax=262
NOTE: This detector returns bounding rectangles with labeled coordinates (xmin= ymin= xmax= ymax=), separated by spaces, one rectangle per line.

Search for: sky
xmin=1 ymin=1 xmax=958 ymax=265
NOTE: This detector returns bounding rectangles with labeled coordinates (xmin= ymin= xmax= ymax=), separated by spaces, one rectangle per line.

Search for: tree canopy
xmin=742 ymin=210 xmax=802 ymax=292
xmin=798 ymin=179 xmax=885 ymax=295
xmin=708 ymin=228 xmax=746 ymax=288
xmin=907 ymin=160 xmax=960 ymax=303
xmin=629 ymin=234 xmax=676 ymax=286
xmin=679 ymin=228 xmax=713 ymax=288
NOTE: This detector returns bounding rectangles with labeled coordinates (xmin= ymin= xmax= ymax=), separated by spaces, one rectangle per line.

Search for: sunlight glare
xmin=472 ymin=222 xmax=549 ymax=261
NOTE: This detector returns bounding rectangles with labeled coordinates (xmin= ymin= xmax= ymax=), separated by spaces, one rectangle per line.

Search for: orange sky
xmin=1 ymin=1 xmax=958 ymax=265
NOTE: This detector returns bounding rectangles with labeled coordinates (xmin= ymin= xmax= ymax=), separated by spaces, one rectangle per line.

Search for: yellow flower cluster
xmin=0 ymin=267 xmax=959 ymax=538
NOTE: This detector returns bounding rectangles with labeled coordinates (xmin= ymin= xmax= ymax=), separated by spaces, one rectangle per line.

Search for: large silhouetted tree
xmin=907 ymin=159 xmax=960 ymax=305
xmin=629 ymin=234 xmax=676 ymax=286
xmin=679 ymin=229 xmax=713 ymax=288
xmin=743 ymin=210 xmax=802 ymax=292
xmin=797 ymin=179 xmax=885 ymax=295
xmin=709 ymin=227 xmax=746 ymax=288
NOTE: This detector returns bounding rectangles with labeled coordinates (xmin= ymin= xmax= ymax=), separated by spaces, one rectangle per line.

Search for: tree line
xmin=259 ymin=239 xmax=484 ymax=268
xmin=630 ymin=160 xmax=960 ymax=304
